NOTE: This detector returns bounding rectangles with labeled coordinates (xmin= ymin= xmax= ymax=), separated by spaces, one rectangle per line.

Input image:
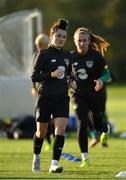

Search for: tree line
xmin=0 ymin=0 xmax=126 ymax=81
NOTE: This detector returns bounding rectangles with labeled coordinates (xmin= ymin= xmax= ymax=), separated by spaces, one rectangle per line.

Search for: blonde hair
xmin=35 ymin=33 xmax=49 ymax=47
xmin=74 ymin=27 xmax=110 ymax=56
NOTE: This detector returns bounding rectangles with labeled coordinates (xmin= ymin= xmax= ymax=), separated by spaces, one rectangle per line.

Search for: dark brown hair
xmin=50 ymin=18 xmax=68 ymax=36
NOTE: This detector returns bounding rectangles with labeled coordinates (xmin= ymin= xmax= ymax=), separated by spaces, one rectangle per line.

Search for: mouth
xmin=80 ymin=46 xmax=85 ymax=49
xmin=59 ymin=41 xmax=64 ymax=44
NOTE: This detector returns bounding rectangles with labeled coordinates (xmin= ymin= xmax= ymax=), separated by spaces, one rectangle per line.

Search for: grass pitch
xmin=0 ymin=138 xmax=126 ymax=179
xmin=0 ymin=83 xmax=126 ymax=179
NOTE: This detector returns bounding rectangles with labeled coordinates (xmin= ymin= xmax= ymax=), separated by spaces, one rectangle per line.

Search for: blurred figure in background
xmin=31 ymin=33 xmax=49 ymax=96
xmin=70 ymin=27 xmax=111 ymax=167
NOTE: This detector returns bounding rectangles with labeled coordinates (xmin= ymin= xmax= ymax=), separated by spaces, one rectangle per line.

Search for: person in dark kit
xmin=70 ymin=27 xmax=111 ymax=167
xmin=31 ymin=19 xmax=72 ymax=173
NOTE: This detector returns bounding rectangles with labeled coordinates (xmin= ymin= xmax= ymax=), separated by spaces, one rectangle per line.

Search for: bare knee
xmin=36 ymin=131 xmax=45 ymax=139
xmin=54 ymin=117 xmax=68 ymax=136
xmin=55 ymin=126 xmax=66 ymax=135
xmin=36 ymin=121 xmax=48 ymax=139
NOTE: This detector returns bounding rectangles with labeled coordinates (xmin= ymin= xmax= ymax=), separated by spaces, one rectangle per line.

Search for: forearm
xmin=99 ymin=67 xmax=112 ymax=83
xmin=31 ymin=72 xmax=52 ymax=82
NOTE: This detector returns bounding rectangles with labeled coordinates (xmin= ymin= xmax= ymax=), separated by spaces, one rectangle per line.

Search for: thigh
xmin=72 ymin=94 xmax=89 ymax=120
xmin=90 ymin=92 xmax=106 ymax=113
xmin=72 ymin=94 xmax=90 ymax=131
xmin=89 ymin=93 xmax=106 ymax=131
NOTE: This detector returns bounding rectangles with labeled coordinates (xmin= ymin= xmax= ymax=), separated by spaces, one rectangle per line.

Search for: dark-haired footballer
xmin=70 ymin=27 xmax=111 ymax=167
xmin=31 ymin=19 xmax=72 ymax=173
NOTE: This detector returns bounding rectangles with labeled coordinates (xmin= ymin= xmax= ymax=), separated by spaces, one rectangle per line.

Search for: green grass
xmin=0 ymin=84 xmax=126 ymax=179
xmin=106 ymin=83 xmax=126 ymax=133
xmin=0 ymin=138 xmax=126 ymax=179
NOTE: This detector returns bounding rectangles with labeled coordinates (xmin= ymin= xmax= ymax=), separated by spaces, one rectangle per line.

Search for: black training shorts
xmin=35 ymin=94 xmax=70 ymax=122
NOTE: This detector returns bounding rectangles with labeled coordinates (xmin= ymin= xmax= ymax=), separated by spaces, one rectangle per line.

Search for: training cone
xmin=115 ymin=171 xmax=126 ymax=177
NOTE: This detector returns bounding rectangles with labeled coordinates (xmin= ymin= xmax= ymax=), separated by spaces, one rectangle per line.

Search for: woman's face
xmin=74 ymin=32 xmax=90 ymax=54
xmin=50 ymin=29 xmax=67 ymax=49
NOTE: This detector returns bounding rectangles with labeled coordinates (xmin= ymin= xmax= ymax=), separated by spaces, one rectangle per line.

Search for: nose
xmin=80 ymin=41 xmax=84 ymax=46
xmin=60 ymin=36 xmax=65 ymax=41
xmin=60 ymin=37 xmax=64 ymax=41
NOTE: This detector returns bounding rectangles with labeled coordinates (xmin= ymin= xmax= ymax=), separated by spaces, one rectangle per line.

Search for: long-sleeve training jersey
xmin=31 ymin=46 xmax=72 ymax=96
xmin=71 ymin=48 xmax=111 ymax=95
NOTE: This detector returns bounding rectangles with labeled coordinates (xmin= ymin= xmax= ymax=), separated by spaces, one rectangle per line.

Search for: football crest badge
xmin=86 ymin=60 xmax=93 ymax=68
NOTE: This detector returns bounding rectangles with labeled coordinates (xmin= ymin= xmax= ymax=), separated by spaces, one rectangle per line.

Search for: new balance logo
xmin=51 ymin=59 xmax=56 ymax=62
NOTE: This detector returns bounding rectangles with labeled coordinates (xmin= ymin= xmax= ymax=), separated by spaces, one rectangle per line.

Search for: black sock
xmin=77 ymin=121 xmax=88 ymax=152
xmin=53 ymin=135 xmax=64 ymax=161
xmin=33 ymin=134 xmax=44 ymax=154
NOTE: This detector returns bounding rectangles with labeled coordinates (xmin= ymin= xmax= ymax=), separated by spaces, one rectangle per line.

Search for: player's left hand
xmin=94 ymin=79 xmax=103 ymax=92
